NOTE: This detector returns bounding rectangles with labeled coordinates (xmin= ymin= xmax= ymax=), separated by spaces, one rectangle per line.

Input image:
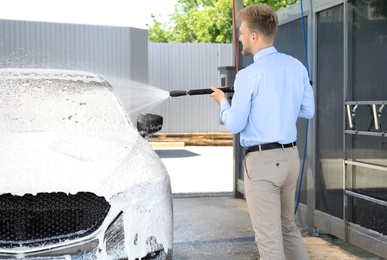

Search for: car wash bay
xmin=153 ymin=145 xmax=382 ymax=260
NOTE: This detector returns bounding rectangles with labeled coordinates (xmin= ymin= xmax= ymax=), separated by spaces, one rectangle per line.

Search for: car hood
xmin=0 ymin=131 xmax=168 ymax=200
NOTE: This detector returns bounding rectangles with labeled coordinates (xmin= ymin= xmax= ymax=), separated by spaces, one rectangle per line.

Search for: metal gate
xmin=344 ymin=101 xmax=387 ymax=241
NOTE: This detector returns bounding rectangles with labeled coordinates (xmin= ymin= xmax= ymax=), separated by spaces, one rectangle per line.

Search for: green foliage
xmin=364 ymin=0 xmax=387 ymax=17
xmin=148 ymin=0 xmax=299 ymax=43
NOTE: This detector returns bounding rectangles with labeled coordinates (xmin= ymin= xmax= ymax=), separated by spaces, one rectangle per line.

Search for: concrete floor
xmin=172 ymin=195 xmax=257 ymax=260
xmin=172 ymin=195 xmax=383 ymax=260
xmin=154 ymin=145 xmax=384 ymax=260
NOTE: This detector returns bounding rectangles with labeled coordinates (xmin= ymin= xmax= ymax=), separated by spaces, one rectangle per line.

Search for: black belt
xmin=245 ymin=142 xmax=296 ymax=155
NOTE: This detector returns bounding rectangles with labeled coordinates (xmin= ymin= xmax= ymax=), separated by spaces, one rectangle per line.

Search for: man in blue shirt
xmin=211 ymin=3 xmax=314 ymax=260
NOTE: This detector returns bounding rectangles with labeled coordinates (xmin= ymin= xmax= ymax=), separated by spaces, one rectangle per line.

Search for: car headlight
xmin=103 ymin=174 xmax=173 ymax=260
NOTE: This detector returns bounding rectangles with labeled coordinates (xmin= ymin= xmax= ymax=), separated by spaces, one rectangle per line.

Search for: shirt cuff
xmin=220 ymin=98 xmax=230 ymax=109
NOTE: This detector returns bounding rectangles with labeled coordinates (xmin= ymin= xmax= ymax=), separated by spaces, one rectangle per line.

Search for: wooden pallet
xmin=149 ymin=132 xmax=233 ymax=146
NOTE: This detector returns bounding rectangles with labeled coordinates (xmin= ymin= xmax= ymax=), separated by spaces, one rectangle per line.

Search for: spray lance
xmin=169 ymin=87 xmax=234 ymax=97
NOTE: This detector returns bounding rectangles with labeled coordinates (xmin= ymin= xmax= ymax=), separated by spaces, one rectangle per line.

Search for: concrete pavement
xmin=172 ymin=196 xmax=383 ymax=260
xmin=154 ymin=145 xmax=234 ymax=194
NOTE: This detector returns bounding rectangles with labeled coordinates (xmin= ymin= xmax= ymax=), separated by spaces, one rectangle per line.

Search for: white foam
xmin=0 ymin=69 xmax=173 ymax=259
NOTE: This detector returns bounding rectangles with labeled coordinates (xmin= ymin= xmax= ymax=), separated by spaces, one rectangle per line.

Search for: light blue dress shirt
xmin=219 ymin=46 xmax=315 ymax=148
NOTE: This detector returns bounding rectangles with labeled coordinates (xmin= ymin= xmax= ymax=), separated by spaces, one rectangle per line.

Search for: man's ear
xmin=251 ymin=32 xmax=258 ymax=41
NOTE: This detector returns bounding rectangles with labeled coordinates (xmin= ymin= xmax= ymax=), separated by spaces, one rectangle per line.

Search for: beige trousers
xmin=244 ymin=146 xmax=310 ymax=260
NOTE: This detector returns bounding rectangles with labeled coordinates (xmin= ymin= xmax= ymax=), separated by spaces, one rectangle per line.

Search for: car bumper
xmin=0 ymin=175 xmax=173 ymax=260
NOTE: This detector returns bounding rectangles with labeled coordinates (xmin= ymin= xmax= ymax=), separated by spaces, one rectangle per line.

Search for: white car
xmin=0 ymin=69 xmax=173 ymax=260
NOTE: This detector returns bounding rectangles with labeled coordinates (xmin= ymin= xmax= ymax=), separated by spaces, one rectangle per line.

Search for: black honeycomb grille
xmin=0 ymin=192 xmax=110 ymax=248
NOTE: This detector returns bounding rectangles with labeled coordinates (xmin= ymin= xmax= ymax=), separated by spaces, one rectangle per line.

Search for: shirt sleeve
xmin=298 ymin=72 xmax=315 ymax=119
xmin=219 ymin=71 xmax=252 ymax=134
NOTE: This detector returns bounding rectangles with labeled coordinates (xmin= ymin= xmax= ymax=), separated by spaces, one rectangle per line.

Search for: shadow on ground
xmin=155 ymin=149 xmax=200 ymax=159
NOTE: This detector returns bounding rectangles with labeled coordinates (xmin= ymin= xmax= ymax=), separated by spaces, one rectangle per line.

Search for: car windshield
xmin=0 ymin=69 xmax=132 ymax=138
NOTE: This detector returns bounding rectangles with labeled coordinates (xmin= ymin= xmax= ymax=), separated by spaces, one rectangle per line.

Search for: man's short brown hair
xmin=237 ymin=4 xmax=278 ymax=42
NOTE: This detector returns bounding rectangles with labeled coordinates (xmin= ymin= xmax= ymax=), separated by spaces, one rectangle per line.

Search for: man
xmin=210 ymin=3 xmax=314 ymax=260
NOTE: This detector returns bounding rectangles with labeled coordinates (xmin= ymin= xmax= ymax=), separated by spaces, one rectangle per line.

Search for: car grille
xmin=0 ymin=192 xmax=110 ymax=248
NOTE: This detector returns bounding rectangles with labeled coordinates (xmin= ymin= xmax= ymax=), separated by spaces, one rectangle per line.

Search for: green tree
xmin=148 ymin=0 xmax=299 ymax=43
xmin=365 ymin=0 xmax=387 ymax=17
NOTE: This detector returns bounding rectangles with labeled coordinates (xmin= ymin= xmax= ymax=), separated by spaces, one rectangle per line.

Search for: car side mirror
xmin=137 ymin=113 xmax=163 ymax=138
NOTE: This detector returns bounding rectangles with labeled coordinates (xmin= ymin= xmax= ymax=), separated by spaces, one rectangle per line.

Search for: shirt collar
xmin=253 ymin=46 xmax=278 ymax=63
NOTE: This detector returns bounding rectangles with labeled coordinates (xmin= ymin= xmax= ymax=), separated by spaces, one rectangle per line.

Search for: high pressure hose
xmin=232 ymin=0 xmax=239 ymax=73
xmin=294 ymin=0 xmax=311 ymax=215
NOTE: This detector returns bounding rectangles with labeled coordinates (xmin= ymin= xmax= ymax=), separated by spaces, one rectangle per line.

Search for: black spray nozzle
xmin=169 ymin=90 xmax=188 ymax=97
xmin=170 ymin=87 xmax=234 ymax=97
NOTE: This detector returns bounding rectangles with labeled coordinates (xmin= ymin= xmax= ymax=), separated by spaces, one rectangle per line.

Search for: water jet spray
xmin=169 ymin=87 xmax=234 ymax=97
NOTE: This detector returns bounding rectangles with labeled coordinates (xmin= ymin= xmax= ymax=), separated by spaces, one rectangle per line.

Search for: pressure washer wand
xmin=170 ymin=87 xmax=234 ymax=97
xmin=169 ymin=90 xmax=188 ymax=97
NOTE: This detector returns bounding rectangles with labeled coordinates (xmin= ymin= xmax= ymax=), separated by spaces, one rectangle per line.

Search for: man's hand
xmin=210 ymin=87 xmax=226 ymax=105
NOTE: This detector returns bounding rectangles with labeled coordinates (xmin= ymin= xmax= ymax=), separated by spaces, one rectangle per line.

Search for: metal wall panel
xmin=148 ymin=43 xmax=234 ymax=133
xmin=0 ymin=19 xmax=148 ymax=122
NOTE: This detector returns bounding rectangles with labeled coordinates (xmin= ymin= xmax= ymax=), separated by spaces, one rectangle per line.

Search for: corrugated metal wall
xmin=148 ymin=43 xmax=234 ymax=133
xmin=0 ymin=19 xmax=148 ymax=122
